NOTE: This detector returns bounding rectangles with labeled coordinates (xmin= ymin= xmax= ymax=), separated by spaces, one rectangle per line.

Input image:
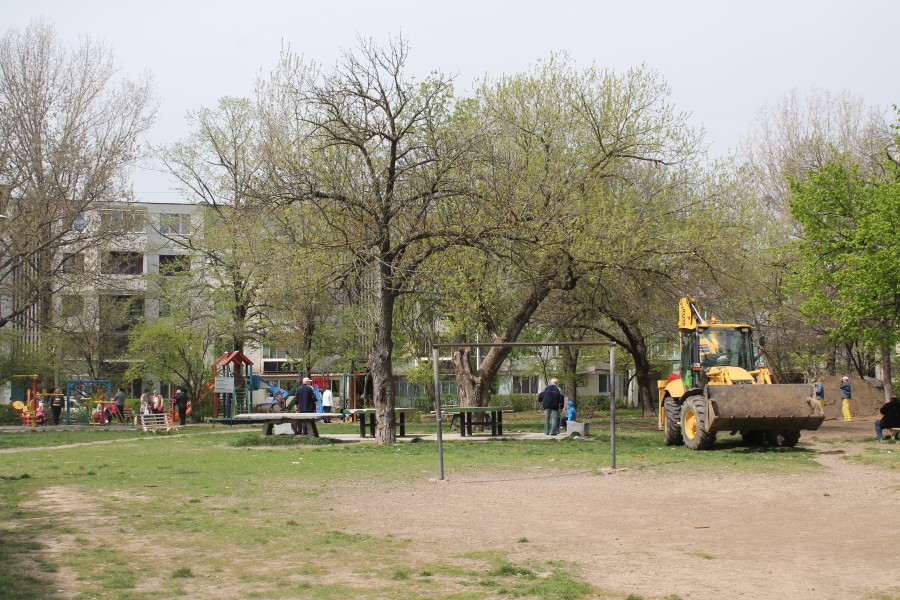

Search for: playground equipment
xmin=11 ymin=375 xmax=40 ymax=429
xmin=65 ymin=380 xmax=112 ymax=425
xmin=211 ymin=351 xmax=253 ymax=419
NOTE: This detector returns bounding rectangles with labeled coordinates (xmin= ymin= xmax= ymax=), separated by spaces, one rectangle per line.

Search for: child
xmin=560 ymin=399 xmax=576 ymax=433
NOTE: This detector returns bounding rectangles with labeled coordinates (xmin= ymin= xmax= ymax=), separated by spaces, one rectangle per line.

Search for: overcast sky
xmin=5 ymin=0 xmax=898 ymax=202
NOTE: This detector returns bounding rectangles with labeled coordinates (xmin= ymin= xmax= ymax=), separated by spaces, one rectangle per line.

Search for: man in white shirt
xmin=321 ymin=387 xmax=334 ymax=422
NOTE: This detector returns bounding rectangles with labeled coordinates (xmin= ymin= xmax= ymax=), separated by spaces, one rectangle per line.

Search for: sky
xmin=4 ymin=0 xmax=898 ymax=203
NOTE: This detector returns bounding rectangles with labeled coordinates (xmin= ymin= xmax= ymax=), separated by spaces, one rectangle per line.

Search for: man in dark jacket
xmin=875 ymin=396 xmax=900 ymax=442
xmin=173 ymin=389 xmax=188 ymax=426
xmin=538 ymin=378 xmax=565 ymax=435
xmin=295 ymin=377 xmax=317 ymax=435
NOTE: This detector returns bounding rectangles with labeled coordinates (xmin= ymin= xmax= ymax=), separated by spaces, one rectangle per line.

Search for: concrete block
xmin=566 ymin=421 xmax=589 ymax=436
xmin=273 ymin=423 xmax=295 ymax=435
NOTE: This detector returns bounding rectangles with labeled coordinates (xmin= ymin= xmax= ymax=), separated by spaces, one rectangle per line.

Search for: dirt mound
xmin=815 ymin=374 xmax=886 ymax=419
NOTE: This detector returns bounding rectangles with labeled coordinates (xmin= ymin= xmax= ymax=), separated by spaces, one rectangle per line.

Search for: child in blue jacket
xmin=560 ymin=399 xmax=576 ymax=432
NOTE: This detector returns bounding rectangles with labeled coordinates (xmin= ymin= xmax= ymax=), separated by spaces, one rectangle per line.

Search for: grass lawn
xmin=0 ymin=410 xmax=878 ymax=599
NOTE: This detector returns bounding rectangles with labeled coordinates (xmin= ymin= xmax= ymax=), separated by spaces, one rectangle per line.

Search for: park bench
xmin=140 ymin=413 xmax=178 ymax=433
xmin=885 ymin=427 xmax=900 ymax=441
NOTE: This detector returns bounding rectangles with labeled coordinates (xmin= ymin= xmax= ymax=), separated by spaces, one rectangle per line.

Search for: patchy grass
xmin=843 ymin=446 xmax=900 ymax=471
xmin=0 ymin=414 xmax=855 ymax=599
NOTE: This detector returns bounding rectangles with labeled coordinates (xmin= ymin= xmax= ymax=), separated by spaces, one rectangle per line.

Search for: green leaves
xmin=787 ymin=160 xmax=900 ymax=347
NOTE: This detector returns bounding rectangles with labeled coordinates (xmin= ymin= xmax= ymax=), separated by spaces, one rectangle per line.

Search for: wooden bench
xmin=140 ymin=413 xmax=178 ymax=433
xmin=885 ymin=427 xmax=900 ymax=441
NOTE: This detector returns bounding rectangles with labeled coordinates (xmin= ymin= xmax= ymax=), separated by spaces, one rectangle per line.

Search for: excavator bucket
xmin=705 ymin=384 xmax=825 ymax=432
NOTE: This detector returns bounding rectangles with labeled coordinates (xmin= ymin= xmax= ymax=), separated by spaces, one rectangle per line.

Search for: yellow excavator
xmin=658 ymin=298 xmax=825 ymax=449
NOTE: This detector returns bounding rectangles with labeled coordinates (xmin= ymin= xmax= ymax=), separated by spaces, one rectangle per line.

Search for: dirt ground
xmin=330 ymin=414 xmax=899 ymax=600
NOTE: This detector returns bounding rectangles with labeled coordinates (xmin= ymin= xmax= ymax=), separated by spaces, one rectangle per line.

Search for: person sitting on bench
xmin=875 ymin=395 xmax=900 ymax=442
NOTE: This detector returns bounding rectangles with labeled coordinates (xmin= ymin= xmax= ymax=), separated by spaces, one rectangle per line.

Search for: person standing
xmin=152 ymin=390 xmax=164 ymax=414
xmin=321 ymin=386 xmax=334 ymax=423
xmin=538 ymin=378 xmax=565 ymax=436
xmin=49 ymin=388 xmax=64 ymax=425
xmin=173 ymin=388 xmax=188 ymax=426
xmin=111 ymin=387 xmax=126 ymax=423
xmin=295 ymin=377 xmax=317 ymax=435
xmin=813 ymin=379 xmax=825 ymax=412
xmin=875 ymin=395 xmax=900 ymax=442
xmin=839 ymin=376 xmax=853 ymax=422
xmin=139 ymin=390 xmax=150 ymax=416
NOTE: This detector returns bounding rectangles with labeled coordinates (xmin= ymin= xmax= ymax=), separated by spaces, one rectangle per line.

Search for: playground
xmin=0 ymin=409 xmax=897 ymax=600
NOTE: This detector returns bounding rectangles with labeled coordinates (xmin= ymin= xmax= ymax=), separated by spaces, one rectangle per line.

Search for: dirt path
xmin=330 ymin=418 xmax=899 ymax=600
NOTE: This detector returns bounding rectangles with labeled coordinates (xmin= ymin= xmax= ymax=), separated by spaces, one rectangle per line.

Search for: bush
xmin=490 ymin=394 xmax=539 ymax=412
xmin=0 ymin=404 xmax=21 ymax=426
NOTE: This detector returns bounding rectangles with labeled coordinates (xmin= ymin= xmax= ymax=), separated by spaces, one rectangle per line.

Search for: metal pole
xmin=433 ymin=348 xmax=444 ymax=480
xmin=609 ymin=343 xmax=616 ymax=470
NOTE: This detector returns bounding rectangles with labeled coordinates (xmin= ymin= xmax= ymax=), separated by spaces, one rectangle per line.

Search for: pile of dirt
xmin=815 ymin=374 xmax=886 ymax=419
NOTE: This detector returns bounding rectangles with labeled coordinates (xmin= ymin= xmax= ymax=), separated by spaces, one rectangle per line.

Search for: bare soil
xmin=330 ymin=415 xmax=899 ymax=600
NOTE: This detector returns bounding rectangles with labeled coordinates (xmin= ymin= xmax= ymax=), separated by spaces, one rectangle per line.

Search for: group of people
xmin=138 ymin=388 xmax=189 ymax=425
xmin=139 ymin=390 xmax=167 ymax=416
xmin=813 ymin=375 xmax=860 ymax=422
xmin=538 ymin=378 xmax=576 ymax=436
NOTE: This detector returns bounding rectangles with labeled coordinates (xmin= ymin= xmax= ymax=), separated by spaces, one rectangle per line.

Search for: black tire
xmin=741 ymin=430 xmax=766 ymax=446
xmin=766 ymin=430 xmax=801 ymax=447
xmin=663 ymin=397 xmax=683 ymax=446
xmin=681 ymin=398 xmax=716 ymax=450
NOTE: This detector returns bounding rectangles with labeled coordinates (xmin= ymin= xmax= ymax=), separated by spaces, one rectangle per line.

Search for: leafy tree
xmin=787 ymin=159 xmax=899 ymax=399
xmin=124 ymin=273 xmax=220 ymax=419
xmin=159 ymin=97 xmax=272 ymax=353
xmin=440 ymin=58 xmax=706 ymax=412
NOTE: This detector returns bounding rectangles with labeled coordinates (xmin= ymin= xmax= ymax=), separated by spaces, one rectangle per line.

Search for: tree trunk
xmin=881 ymin=345 xmax=894 ymax=402
xmin=451 ymin=347 xmax=493 ymax=407
xmin=562 ymin=346 xmax=579 ymax=403
xmin=371 ymin=288 xmax=396 ymax=444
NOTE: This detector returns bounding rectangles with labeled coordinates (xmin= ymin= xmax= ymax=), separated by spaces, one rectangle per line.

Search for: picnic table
xmin=437 ymin=406 xmax=512 ymax=437
xmin=348 ymin=407 xmax=417 ymax=438
xmin=234 ymin=413 xmax=332 ymax=437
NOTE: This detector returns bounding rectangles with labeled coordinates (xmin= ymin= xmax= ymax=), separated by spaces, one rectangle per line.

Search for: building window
xmin=262 ymin=346 xmax=288 ymax=359
xmin=598 ymin=374 xmax=610 ymax=394
xmin=512 ymin=375 xmax=539 ymax=394
xmin=62 ymin=253 xmax=85 ymax=274
xmin=439 ymin=376 xmax=457 ymax=397
xmin=60 ymin=295 xmax=84 ymax=318
xmin=158 ymin=254 xmax=190 ymax=275
xmin=395 ymin=377 xmax=418 ymax=399
xmin=157 ymin=213 xmax=191 ymax=235
xmin=102 ymin=251 xmax=143 ymax=275
xmin=101 ymin=210 xmax=145 ymax=234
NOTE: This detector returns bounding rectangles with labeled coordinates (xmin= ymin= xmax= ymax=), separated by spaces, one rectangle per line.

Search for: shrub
xmin=0 ymin=404 xmax=21 ymax=426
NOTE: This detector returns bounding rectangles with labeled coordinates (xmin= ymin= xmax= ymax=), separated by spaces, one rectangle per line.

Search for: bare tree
xmin=263 ymin=36 xmax=481 ymax=443
xmin=739 ymin=87 xmax=893 ymax=215
xmin=0 ymin=20 xmax=156 ymax=339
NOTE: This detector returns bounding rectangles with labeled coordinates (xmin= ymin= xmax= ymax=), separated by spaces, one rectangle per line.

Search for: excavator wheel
xmin=681 ymin=398 xmax=716 ymax=450
xmin=766 ymin=430 xmax=801 ymax=448
xmin=741 ymin=430 xmax=766 ymax=446
xmin=663 ymin=397 xmax=683 ymax=446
